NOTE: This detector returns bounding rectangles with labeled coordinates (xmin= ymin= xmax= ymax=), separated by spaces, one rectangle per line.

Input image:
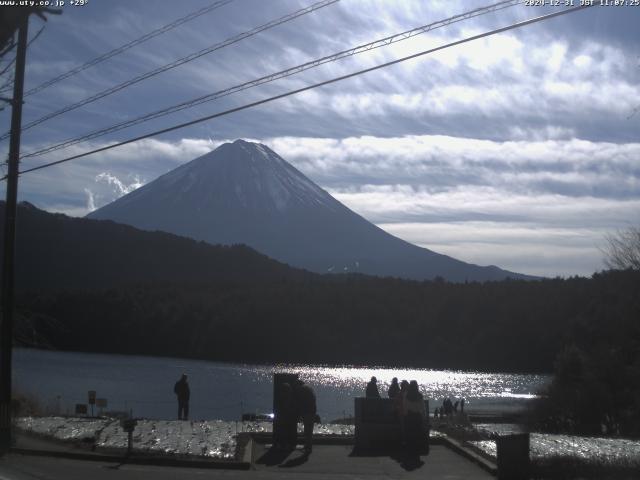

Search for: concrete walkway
xmin=0 ymin=447 xmax=494 ymax=480
xmin=252 ymin=442 xmax=494 ymax=479
xmin=2 ymin=432 xmax=496 ymax=479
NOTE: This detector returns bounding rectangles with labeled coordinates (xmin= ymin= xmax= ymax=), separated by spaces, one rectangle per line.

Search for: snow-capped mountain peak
xmin=88 ymin=139 xmax=531 ymax=281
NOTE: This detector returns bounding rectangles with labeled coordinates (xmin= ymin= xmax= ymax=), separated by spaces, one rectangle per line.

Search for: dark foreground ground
xmin=0 ymin=432 xmax=494 ymax=479
xmin=0 ymin=446 xmax=493 ymax=480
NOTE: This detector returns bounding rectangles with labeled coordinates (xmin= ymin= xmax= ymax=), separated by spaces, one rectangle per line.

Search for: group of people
xmin=174 ymin=372 xmax=460 ymax=455
xmin=434 ymin=397 xmax=464 ymax=418
xmin=174 ymin=373 xmax=318 ymax=454
xmin=366 ymin=376 xmax=427 ymax=452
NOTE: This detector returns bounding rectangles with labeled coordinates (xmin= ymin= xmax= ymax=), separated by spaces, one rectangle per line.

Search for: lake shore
xmin=15 ymin=414 xmax=640 ymax=472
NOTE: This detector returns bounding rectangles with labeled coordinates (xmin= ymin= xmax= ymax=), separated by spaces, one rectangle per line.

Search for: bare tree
xmin=603 ymin=226 xmax=640 ymax=270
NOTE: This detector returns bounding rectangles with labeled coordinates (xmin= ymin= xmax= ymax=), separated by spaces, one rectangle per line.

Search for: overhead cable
xmin=0 ymin=0 xmax=339 ymax=141
xmin=0 ymin=26 xmax=46 ymax=111
xmin=10 ymin=0 xmax=233 ymax=98
xmin=22 ymin=0 xmax=521 ymax=159
xmin=11 ymin=4 xmax=593 ymax=179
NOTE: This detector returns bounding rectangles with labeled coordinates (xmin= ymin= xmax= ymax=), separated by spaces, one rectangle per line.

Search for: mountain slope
xmin=0 ymin=201 xmax=309 ymax=290
xmin=88 ymin=139 xmax=532 ymax=281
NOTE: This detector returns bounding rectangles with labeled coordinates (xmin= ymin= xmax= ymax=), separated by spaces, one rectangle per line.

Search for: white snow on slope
xmin=471 ymin=434 xmax=640 ymax=468
xmin=16 ymin=416 xmax=354 ymax=459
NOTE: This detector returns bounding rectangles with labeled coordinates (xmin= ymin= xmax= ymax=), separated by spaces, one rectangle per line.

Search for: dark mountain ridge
xmin=0 ymin=201 xmax=310 ymax=291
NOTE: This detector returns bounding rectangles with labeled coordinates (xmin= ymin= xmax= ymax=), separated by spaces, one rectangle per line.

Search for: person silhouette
xmin=174 ymin=374 xmax=190 ymax=420
xmin=388 ymin=377 xmax=400 ymax=399
xmin=403 ymin=380 xmax=427 ymax=453
xmin=294 ymin=379 xmax=317 ymax=454
xmin=366 ymin=376 xmax=381 ymax=398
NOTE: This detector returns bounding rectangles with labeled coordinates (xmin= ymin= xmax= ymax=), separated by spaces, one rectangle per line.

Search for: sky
xmin=0 ymin=0 xmax=639 ymax=278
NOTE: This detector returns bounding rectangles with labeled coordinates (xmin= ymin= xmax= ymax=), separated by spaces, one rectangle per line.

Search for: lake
xmin=13 ymin=348 xmax=549 ymax=421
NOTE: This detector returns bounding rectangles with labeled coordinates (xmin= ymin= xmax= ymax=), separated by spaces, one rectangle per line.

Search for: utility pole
xmin=0 ymin=14 xmax=29 ymax=453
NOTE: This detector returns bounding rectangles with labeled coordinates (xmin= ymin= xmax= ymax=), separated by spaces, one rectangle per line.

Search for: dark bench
xmin=354 ymin=397 xmax=430 ymax=451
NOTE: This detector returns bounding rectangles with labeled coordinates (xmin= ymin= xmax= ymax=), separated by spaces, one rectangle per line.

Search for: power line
xmin=0 ymin=26 xmax=46 ymax=112
xmin=10 ymin=4 xmax=593 ymax=179
xmin=0 ymin=0 xmax=233 ymax=97
xmin=21 ymin=0 xmax=522 ymax=160
xmin=0 ymin=0 xmax=339 ymax=142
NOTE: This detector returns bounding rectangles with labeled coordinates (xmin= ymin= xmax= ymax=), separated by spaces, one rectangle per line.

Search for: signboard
xmin=75 ymin=404 xmax=88 ymax=415
xmin=96 ymin=398 xmax=107 ymax=408
xmin=88 ymin=391 xmax=96 ymax=405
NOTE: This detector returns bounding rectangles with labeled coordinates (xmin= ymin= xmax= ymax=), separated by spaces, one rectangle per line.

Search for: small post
xmin=497 ymin=433 xmax=530 ymax=480
xmin=120 ymin=417 xmax=137 ymax=458
xmin=88 ymin=391 xmax=96 ymax=417
xmin=96 ymin=398 xmax=107 ymax=416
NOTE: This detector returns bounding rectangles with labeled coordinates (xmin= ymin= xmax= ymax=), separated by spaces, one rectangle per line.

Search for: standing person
xmin=460 ymin=398 xmax=465 ymax=413
xmin=294 ymin=379 xmax=317 ymax=454
xmin=388 ymin=377 xmax=400 ymax=399
xmin=445 ymin=398 xmax=453 ymax=417
xmin=366 ymin=376 xmax=381 ymax=398
xmin=174 ymin=374 xmax=190 ymax=420
xmin=395 ymin=380 xmax=410 ymax=442
xmin=404 ymin=380 xmax=427 ymax=453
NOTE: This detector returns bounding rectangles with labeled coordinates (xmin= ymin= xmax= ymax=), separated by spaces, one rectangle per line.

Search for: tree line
xmin=15 ymin=270 xmax=639 ymax=376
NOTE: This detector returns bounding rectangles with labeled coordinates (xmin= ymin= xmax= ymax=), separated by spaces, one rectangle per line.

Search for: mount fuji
xmin=88 ymin=139 xmax=531 ymax=281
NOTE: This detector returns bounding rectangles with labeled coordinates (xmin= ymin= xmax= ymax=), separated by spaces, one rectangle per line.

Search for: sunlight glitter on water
xmin=267 ymin=364 xmax=547 ymax=401
xmin=14 ymin=349 xmax=548 ymax=420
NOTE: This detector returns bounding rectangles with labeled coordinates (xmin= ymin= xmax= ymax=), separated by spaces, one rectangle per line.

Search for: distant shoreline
xmin=13 ymin=346 xmax=554 ymax=376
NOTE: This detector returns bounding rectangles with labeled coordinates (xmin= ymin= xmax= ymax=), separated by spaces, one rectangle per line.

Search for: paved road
xmin=0 ymin=445 xmax=494 ymax=479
